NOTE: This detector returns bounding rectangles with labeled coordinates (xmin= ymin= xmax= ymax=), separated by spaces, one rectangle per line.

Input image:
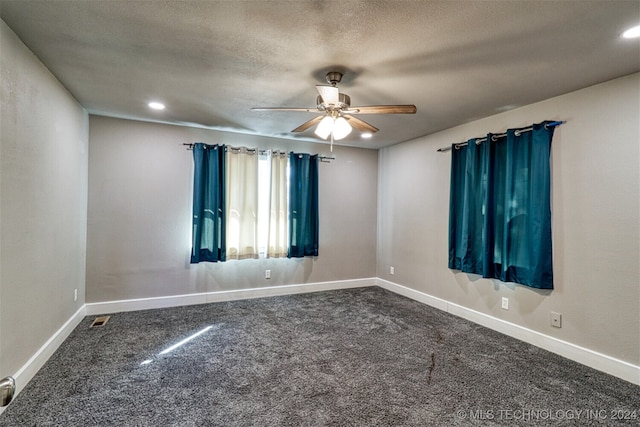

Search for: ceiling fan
xmin=251 ymin=71 xmax=416 ymax=146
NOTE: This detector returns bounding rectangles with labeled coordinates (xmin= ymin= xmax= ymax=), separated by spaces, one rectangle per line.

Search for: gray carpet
xmin=0 ymin=287 xmax=638 ymax=426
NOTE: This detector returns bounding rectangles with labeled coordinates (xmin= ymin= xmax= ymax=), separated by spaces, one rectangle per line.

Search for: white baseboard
xmin=0 ymin=305 xmax=86 ymax=415
xmin=85 ymin=277 xmax=377 ymax=316
xmin=377 ymin=278 xmax=450 ymax=312
xmin=377 ymin=278 xmax=640 ymax=386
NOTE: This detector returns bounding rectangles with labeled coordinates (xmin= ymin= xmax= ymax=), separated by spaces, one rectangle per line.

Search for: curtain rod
xmin=182 ymin=143 xmax=335 ymax=162
xmin=436 ymin=121 xmax=564 ymax=153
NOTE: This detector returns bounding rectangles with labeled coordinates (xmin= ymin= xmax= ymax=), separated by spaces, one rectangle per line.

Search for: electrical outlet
xmin=74 ymin=289 xmax=78 ymax=302
xmin=265 ymin=269 xmax=271 ymax=279
xmin=550 ymin=312 xmax=562 ymax=328
xmin=501 ymin=297 xmax=509 ymax=310
xmin=389 ymin=266 xmax=395 ymax=275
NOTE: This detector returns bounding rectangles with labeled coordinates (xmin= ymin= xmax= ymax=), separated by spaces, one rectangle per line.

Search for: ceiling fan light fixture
xmin=314 ymin=116 xmax=334 ymax=139
xmin=333 ymin=117 xmax=352 ymax=140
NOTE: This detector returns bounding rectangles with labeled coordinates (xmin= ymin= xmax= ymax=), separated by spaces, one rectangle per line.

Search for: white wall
xmin=86 ymin=116 xmax=378 ymax=303
xmin=377 ymin=73 xmax=640 ymax=367
xmin=0 ymin=20 xmax=88 ymax=379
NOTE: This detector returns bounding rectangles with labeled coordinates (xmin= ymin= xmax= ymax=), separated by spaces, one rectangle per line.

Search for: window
xmin=448 ymin=122 xmax=556 ymax=289
xmin=191 ymin=144 xmax=317 ymax=263
xmin=224 ymin=147 xmax=290 ymax=260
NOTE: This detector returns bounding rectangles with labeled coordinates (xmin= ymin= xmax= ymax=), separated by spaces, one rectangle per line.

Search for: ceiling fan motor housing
xmin=317 ymin=93 xmax=350 ymax=111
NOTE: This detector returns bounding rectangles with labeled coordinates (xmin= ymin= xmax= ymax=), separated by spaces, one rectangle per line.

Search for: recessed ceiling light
xmin=361 ymin=132 xmax=373 ymax=139
xmin=148 ymin=101 xmax=165 ymax=110
xmin=622 ymin=24 xmax=640 ymax=39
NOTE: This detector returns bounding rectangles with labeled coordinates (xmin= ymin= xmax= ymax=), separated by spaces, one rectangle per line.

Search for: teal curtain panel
xmin=448 ymin=121 xmax=556 ymax=289
xmin=191 ymin=143 xmax=226 ymax=263
xmin=288 ymin=152 xmax=319 ymax=258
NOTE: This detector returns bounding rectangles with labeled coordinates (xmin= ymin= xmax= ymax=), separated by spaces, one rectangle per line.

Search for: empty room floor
xmin=1 ymin=287 xmax=638 ymax=426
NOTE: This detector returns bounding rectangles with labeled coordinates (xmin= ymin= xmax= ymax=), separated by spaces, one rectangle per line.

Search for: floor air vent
xmin=90 ymin=316 xmax=111 ymax=328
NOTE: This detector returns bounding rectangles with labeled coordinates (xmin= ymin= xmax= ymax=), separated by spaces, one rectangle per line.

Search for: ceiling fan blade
xmin=344 ymin=105 xmax=417 ymax=114
xmin=291 ymin=115 xmax=325 ymax=133
xmin=251 ymin=107 xmax=317 ymax=112
xmin=316 ymin=85 xmax=339 ymax=106
xmin=343 ymin=115 xmax=379 ymax=133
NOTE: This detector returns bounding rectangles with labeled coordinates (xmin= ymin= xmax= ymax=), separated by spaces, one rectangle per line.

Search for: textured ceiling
xmin=1 ymin=0 xmax=639 ymax=149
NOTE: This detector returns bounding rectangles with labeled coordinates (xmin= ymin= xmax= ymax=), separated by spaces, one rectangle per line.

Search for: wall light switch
xmin=265 ymin=269 xmax=271 ymax=279
xmin=389 ymin=266 xmax=395 ymax=275
xmin=501 ymin=297 xmax=509 ymax=310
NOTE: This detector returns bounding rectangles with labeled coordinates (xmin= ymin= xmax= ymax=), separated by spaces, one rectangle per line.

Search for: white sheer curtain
xmin=267 ymin=151 xmax=288 ymax=258
xmin=225 ymin=147 xmax=259 ymax=260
